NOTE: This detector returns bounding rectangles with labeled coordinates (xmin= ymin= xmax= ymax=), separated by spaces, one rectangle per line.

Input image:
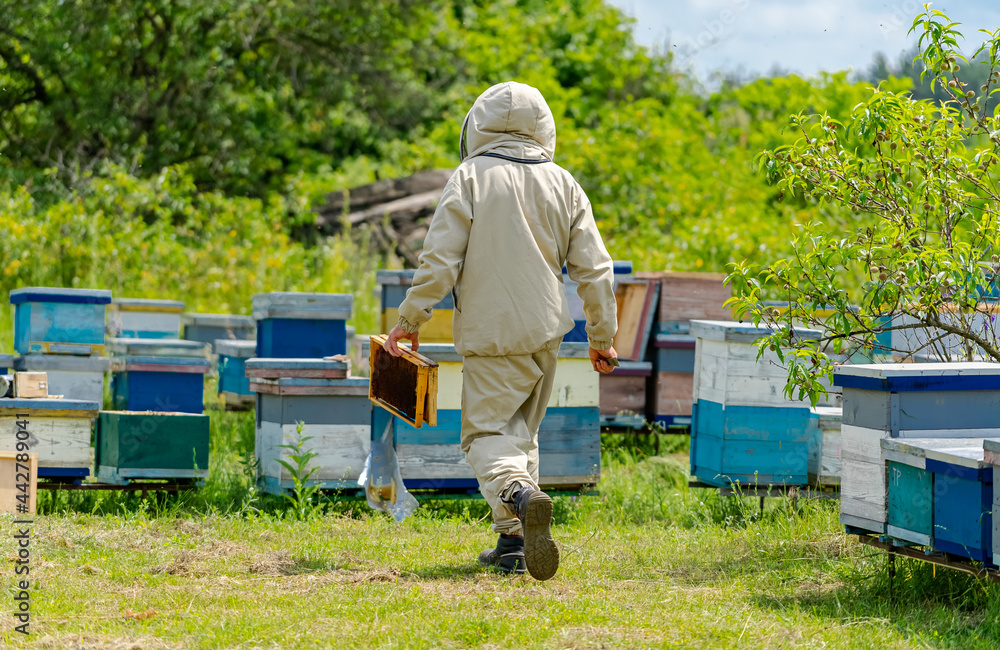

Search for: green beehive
xmin=95 ymin=411 xmax=209 ymax=484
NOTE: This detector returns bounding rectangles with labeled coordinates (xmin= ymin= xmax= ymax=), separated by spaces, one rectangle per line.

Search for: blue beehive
xmin=10 ymin=287 xmax=112 ymax=355
xmin=376 ymin=342 xmax=600 ymax=490
xmin=562 ymin=261 xmax=633 ymax=343
xmin=253 ymin=292 xmax=353 ymax=359
xmin=883 ymin=437 xmax=993 ymax=563
xmin=216 ymin=339 xmax=257 ymax=409
xmin=835 ymin=362 xmax=1000 ymax=535
xmin=109 ymin=338 xmax=211 ymax=414
xmin=689 ymin=320 xmax=826 ymax=487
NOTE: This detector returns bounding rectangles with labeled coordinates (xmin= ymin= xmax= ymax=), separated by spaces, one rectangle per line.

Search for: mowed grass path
xmin=4 ymin=453 xmax=1000 ymax=649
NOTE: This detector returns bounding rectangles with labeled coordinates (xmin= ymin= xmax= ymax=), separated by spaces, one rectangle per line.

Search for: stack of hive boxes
xmin=835 ymin=363 xmax=1000 ymax=547
xmin=102 ymin=298 xmax=212 ymax=484
xmin=249 ymin=292 xmax=368 ymax=496
xmin=249 ymin=358 xmax=370 ymax=494
xmin=8 ymin=287 xmax=112 ymax=479
xmin=598 ymin=278 xmax=658 ymax=429
xmin=689 ymin=320 xmax=843 ymax=488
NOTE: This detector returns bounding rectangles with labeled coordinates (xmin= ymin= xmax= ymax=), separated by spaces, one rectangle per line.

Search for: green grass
xmin=8 ymin=427 xmax=1000 ymax=648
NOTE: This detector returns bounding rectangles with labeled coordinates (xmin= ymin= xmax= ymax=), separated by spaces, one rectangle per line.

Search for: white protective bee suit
xmin=397 ymin=81 xmax=617 ymax=534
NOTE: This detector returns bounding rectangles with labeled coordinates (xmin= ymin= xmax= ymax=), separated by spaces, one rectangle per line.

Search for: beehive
xmin=983 ymin=439 xmax=1000 ymax=561
xmin=253 ymin=292 xmax=353 ymax=358
xmin=689 ymin=320 xmax=824 ymax=487
xmin=96 ymin=411 xmax=209 ymax=484
xmin=11 ymin=287 xmax=112 ymax=355
xmin=13 ymin=354 xmax=110 ymax=404
xmin=249 ymin=358 xmax=370 ymax=495
xmin=107 ymin=298 xmax=185 ymax=339
xmin=808 ymin=406 xmax=843 ymax=487
xmin=0 ymin=398 xmax=99 ymax=478
xmin=182 ymin=313 xmax=256 ymax=352
xmin=215 ymin=339 xmax=258 ymax=409
xmin=883 ymin=437 xmax=993 ymax=563
xmin=651 ymin=333 xmax=696 ymax=428
xmin=109 ymin=338 xmax=211 ymax=414
xmin=835 ymin=362 xmax=1000 ymax=534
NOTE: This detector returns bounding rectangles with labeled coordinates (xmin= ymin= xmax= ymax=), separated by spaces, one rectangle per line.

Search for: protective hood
xmin=459 ymin=82 xmax=556 ymax=162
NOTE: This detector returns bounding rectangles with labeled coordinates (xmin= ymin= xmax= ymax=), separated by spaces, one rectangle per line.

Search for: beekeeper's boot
xmin=512 ymin=486 xmax=559 ymax=581
xmin=478 ymin=534 xmax=526 ymax=575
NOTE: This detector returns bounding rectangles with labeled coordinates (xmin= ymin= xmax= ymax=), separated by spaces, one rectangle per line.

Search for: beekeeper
xmin=384 ymin=81 xmax=618 ymax=581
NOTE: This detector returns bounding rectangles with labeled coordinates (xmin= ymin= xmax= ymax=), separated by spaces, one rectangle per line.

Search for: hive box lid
xmin=10 ymin=287 xmax=112 ymax=305
xmin=110 ymin=298 xmax=185 ymax=312
xmin=833 ymin=362 xmax=1000 ymax=392
xmin=215 ymin=339 xmax=257 ymax=357
xmin=882 ymin=437 xmax=991 ymax=469
xmin=250 ymin=376 xmax=369 ymax=396
xmin=0 ymin=397 xmax=100 ymax=414
xmin=690 ymin=320 xmax=823 ymax=344
xmin=252 ymin=292 xmax=353 ymax=320
xmin=245 ymin=357 xmax=350 ymax=379
xmin=182 ymin=313 xmax=255 ymax=327
xmin=655 ymin=334 xmax=696 ymax=349
xmin=108 ymin=338 xmax=210 ymax=358
xmin=0 ymin=354 xmax=13 ymax=367
xmin=14 ymin=354 xmax=111 ymax=372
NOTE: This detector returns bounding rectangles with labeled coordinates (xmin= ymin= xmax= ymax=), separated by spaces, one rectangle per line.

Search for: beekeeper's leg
xmin=461 ymin=339 xmax=560 ymax=535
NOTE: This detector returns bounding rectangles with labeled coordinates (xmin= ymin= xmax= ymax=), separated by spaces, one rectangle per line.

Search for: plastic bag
xmin=358 ymin=414 xmax=418 ymax=522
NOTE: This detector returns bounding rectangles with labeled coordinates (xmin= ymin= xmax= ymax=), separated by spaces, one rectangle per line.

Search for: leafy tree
xmin=0 ymin=0 xmax=457 ymax=195
xmin=728 ymin=7 xmax=1000 ymax=405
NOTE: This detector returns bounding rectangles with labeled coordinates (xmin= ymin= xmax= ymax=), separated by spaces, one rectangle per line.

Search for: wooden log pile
xmin=308 ymin=170 xmax=454 ymax=266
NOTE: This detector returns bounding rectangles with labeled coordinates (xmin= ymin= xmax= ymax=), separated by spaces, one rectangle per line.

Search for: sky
xmin=608 ymin=0 xmax=1000 ymax=80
